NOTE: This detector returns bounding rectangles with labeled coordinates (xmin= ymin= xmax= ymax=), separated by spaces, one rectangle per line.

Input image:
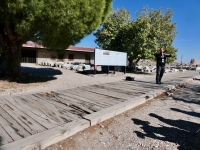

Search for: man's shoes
xmin=156 ymin=82 xmax=163 ymax=84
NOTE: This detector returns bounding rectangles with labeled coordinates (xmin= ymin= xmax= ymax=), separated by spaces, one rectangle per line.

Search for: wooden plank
xmin=23 ymin=94 xmax=81 ymax=121
xmin=0 ymin=114 xmax=22 ymax=141
xmin=66 ymin=89 xmax=122 ymax=106
xmin=15 ymin=95 xmax=78 ymax=124
xmin=119 ymin=81 xmax=161 ymax=89
xmin=61 ymin=87 xmax=117 ymax=108
xmin=50 ymin=92 xmax=97 ymax=114
xmin=0 ymin=119 xmax=90 ymax=150
xmin=84 ymin=97 xmax=146 ymax=126
xmin=92 ymin=84 xmax=143 ymax=96
xmin=34 ymin=93 xmax=94 ymax=116
xmin=83 ymin=87 xmax=132 ymax=99
xmin=53 ymin=91 xmax=107 ymax=109
xmin=101 ymin=84 xmax=148 ymax=94
xmin=104 ymin=82 xmax=156 ymax=92
xmin=0 ymin=97 xmax=46 ymax=135
xmin=56 ymin=90 xmax=110 ymax=111
xmin=0 ymin=106 xmax=30 ymax=139
xmin=5 ymin=96 xmax=59 ymax=129
xmin=0 ymin=125 xmax=13 ymax=146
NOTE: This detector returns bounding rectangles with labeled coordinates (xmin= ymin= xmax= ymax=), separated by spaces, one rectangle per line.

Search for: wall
xmin=36 ymin=49 xmax=94 ymax=65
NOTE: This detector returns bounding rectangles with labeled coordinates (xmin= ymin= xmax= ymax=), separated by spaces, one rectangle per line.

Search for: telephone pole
xmin=181 ymin=55 xmax=184 ymax=65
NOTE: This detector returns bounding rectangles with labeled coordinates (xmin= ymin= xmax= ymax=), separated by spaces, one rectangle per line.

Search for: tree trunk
xmin=128 ymin=57 xmax=140 ymax=72
xmin=0 ymin=19 xmax=22 ymax=78
xmin=4 ymin=43 xmax=21 ymax=78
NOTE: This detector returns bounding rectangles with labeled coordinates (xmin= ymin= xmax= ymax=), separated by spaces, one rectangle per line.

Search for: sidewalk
xmin=0 ymin=71 xmax=199 ymax=150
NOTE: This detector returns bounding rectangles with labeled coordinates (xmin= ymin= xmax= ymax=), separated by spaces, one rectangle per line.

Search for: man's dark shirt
xmin=155 ymin=53 xmax=171 ymax=67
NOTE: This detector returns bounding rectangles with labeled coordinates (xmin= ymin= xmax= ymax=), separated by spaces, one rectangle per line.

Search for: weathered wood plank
xmin=83 ymin=87 xmax=131 ymax=100
xmin=25 ymin=94 xmax=81 ymax=121
xmin=104 ymin=82 xmax=156 ymax=92
xmin=34 ymin=93 xmax=93 ymax=116
xmin=16 ymin=95 xmax=78 ymax=124
xmin=0 ymin=119 xmax=90 ymax=150
xmin=101 ymin=83 xmax=148 ymax=92
xmin=69 ymin=91 xmax=120 ymax=106
xmin=84 ymin=97 xmax=147 ymax=126
xmin=105 ymin=85 xmax=149 ymax=94
xmin=54 ymin=91 xmax=107 ymax=110
xmin=49 ymin=92 xmax=96 ymax=114
xmin=104 ymin=85 xmax=147 ymax=94
xmin=119 ymin=81 xmax=161 ymax=89
xmin=0 ymin=97 xmax=46 ymax=135
xmin=0 ymin=125 xmax=13 ymax=146
xmin=5 ymin=96 xmax=59 ymax=129
xmin=0 ymin=114 xmax=22 ymax=141
xmin=92 ymin=84 xmax=143 ymax=96
xmin=66 ymin=89 xmax=122 ymax=106
xmin=0 ymin=106 xmax=30 ymax=139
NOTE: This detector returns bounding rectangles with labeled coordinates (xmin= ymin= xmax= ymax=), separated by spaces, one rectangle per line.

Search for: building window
xmin=68 ymin=54 xmax=74 ymax=61
xmin=85 ymin=54 xmax=90 ymax=63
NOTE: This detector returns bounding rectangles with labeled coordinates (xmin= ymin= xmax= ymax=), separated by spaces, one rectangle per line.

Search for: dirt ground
xmin=43 ymin=80 xmax=200 ymax=150
xmin=0 ymin=63 xmax=149 ymax=96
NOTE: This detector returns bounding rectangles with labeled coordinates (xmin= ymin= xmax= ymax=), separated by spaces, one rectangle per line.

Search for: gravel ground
xmin=0 ymin=63 xmax=150 ymax=96
xmin=44 ymin=80 xmax=200 ymax=150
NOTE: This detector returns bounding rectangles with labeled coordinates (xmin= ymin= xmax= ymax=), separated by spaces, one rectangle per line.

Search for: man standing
xmin=155 ymin=48 xmax=171 ymax=84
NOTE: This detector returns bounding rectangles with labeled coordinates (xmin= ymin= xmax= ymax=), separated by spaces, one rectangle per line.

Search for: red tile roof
xmin=22 ymin=41 xmax=95 ymax=52
xmin=22 ymin=41 xmax=44 ymax=48
xmin=67 ymin=45 xmax=94 ymax=52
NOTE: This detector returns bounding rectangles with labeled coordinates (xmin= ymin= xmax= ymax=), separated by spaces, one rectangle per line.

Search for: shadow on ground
xmin=76 ymin=70 xmax=107 ymax=75
xmin=0 ymin=66 xmax=62 ymax=83
xmin=132 ymin=113 xmax=200 ymax=149
xmin=172 ymin=82 xmax=200 ymax=105
xmin=132 ymin=82 xmax=200 ymax=149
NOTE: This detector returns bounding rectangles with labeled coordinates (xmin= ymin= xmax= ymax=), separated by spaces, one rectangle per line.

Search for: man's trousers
xmin=156 ymin=66 xmax=165 ymax=83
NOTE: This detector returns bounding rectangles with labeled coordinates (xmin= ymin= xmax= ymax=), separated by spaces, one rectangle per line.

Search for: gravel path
xmin=44 ymin=80 xmax=200 ymax=150
xmin=0 ymin=63 xmax=150 ymax=96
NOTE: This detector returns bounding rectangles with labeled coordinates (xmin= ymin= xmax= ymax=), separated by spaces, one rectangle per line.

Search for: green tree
xmin=94 ymin=7 xmax=177 ymax=69
xmin=0 ymin=0 xmax=112 ymax=78
xmin=94 ymin=8 xmax=131 ymax=51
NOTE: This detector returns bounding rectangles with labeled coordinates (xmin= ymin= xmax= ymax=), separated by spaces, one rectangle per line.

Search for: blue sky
xmin=76 ymin=0 xmax=200 ymax=63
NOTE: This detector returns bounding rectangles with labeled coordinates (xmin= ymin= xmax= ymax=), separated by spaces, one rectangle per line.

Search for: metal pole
xmin=124 ymin=66 xmax=126 ymax=74
xmin=94 ymin=49 xmax=96 ymax=75
xmin=181 ymin=55 xmax=183 ymax=65
xmin=181 ymin=54 xmax=184 ymax=69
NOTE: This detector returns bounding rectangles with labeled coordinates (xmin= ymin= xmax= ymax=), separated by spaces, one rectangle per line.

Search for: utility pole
xmin=181 ymin=54 xmax=184 ymax=69
xmin=181 ymin=55 xmax=184 ymax=65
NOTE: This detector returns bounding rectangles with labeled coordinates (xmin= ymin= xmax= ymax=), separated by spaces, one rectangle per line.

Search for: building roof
xmin=22 ymin=41 xmax=44 ymax=48
xmin=67 ymin=45 xmax=94 ymax=52
xmin=22 ymin=41 xmax=95 ymax=52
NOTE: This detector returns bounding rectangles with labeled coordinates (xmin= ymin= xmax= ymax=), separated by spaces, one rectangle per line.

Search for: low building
xmin=21 ymin=41 xmax=95 ymax=65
